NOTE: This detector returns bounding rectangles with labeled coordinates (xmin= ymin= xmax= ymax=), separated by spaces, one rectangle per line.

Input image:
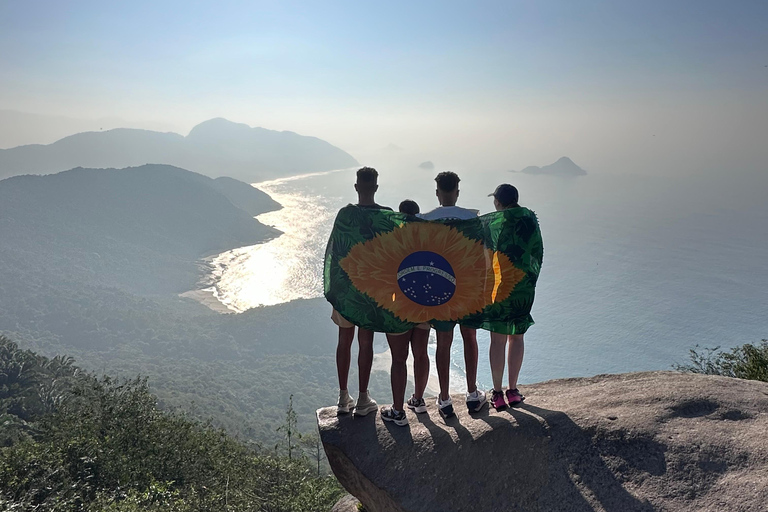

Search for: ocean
xmin=204 ymin=165 xmax=768 ymax=391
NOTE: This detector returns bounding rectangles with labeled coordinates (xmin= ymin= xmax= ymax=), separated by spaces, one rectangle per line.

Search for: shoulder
xmin=357 ymin=203 xmax=392 ymax=211
xmin=418 ymin=208 xmax=441 ymax=220
xmin=422 ymin=206 xmax=478 ymax=220
xmin=455 ymin=206 xmax=480 ymax=219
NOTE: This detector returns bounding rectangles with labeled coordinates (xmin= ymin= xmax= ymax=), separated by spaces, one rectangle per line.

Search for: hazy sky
xmin=2 ymin=1 xmax=767 ymax=173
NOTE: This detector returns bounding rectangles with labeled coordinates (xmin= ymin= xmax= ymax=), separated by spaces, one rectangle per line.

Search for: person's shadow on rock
xmin=415 ymin=408 xmax=475 ymax=447
xmin=504 ymin=403 xmax=657 ymax=512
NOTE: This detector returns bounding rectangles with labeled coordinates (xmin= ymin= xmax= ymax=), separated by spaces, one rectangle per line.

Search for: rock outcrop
xmin=318 ymin=372 xmax=768 ymax=512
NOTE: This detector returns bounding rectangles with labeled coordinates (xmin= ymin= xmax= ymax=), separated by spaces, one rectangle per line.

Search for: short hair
xmin=398 ymin=199 xmax=420 ymax=215
xmin=435 ymin=171 xmax=460 ymax=192
xmin=356 ymin=167 xmax=378 ymax=184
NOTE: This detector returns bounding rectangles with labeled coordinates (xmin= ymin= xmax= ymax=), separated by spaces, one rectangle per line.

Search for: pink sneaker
xmin=506 ymin=388 xmax=524 ymax=407
xmin=491 ymin=390 xmax=507 ymax=410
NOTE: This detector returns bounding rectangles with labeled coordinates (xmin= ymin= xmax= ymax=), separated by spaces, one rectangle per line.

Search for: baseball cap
xmin=489 ymin=184 xmax=519 ymax=207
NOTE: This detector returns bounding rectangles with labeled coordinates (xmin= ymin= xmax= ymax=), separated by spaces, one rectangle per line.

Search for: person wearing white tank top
xmin=414 ymin=172 xmax=487 ymax=418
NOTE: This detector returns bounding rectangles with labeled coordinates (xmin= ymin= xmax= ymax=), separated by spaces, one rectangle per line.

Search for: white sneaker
xmin=354 ymin=392 xmax=378 ymax=416
xmin=437 ymin=396 xmax=455 ymax=418
xmin=466 ymin=389 xmax=487 ymax=412
xmin=337 ymin=390 xmax=355 ymax=414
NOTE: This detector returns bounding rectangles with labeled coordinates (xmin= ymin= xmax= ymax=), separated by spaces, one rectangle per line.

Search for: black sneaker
xmin=437 ymin=396 xmax=455 ymax=418
xmin=466 ymin=389 xmax=488 ymax=412
xmin=406 ymin=394 xmax=428 ymax=414
xmin=380 ymin=406 xmax=408 ymax=426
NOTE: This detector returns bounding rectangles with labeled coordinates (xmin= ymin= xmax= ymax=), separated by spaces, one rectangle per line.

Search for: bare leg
xmin=336 ymin=326 xmax=355 ymax=390
xmin=459 ymin=326 xmax=478 ymax=394
xmin=507 ymin=334 xmax=524 ymax=390
xmin=357 ymin=328 xmax=374 ymax=393
xmin=387 ymin=332 xmax=411 ymax=412
xmin=435 ymin=329 xmax=454 ymax=401
xmin=489 ymin=332 xmax=508 ymax=392
xmin=410 ymin=328 xmax=430 ymax=399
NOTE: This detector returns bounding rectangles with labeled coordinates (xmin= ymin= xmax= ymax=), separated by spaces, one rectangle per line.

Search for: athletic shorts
xmin=388 ymin=322 xmax=432 ymax=336
xmin=430 ymin=320 xmax=457 ymax=332
xmin=331 ymin=309 xmax=355 ymax=329
xmin=332 ymin=309 xmax=431 ymax=334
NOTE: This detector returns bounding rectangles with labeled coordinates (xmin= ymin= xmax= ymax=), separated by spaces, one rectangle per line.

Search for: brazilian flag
xmin=323 ymin=206 xmax=543 ymax=334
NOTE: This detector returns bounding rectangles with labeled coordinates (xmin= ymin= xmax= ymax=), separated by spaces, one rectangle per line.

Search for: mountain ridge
xmin=0 ymin=118 xmax=359 ymax=183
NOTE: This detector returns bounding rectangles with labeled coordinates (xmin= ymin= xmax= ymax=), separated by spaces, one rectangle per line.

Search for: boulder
xmin=331 ymin=494 xmax=362 ymax=512
xmin=318 ymin=372 xmax=768 ymax=512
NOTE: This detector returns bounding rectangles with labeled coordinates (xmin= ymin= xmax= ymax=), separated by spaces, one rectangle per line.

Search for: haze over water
xmin=206 ymin=163 xmax=768 ymax=391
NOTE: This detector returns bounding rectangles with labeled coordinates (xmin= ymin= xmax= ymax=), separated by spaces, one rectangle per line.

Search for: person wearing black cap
xmin=487 ymin=183 xmax=527 ymax=411
xmin=489 ymin=183 xmax=519 ymax=209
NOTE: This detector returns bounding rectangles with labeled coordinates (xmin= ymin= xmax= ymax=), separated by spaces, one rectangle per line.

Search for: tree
xmin=301 ymin=431 xmax=325 ymax=477
xmin=276 ymin=394 xmax=300 ymax=460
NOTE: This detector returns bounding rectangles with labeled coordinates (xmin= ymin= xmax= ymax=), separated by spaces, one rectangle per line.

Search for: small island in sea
xmin=512 ymin=156 xmax=587 ymax=176
xmin=418 ymin=160 xmax=435 ymax=170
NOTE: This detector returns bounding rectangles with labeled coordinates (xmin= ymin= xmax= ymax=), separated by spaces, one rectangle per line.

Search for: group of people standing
xmin=332 ymin=167 xmax=534 ymax=426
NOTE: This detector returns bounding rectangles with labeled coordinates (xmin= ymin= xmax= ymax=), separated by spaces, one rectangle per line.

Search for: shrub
xmin=0 ymin=337 xmax=343 ymax=511
xmin=674 ymin=339 xmax=768 ymax=382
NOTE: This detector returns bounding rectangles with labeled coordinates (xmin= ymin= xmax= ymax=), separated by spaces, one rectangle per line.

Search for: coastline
xmin=181 ymin=166 xmax=354 ymax=314
xmin=179 ymin=288 xmax=236 ymax=314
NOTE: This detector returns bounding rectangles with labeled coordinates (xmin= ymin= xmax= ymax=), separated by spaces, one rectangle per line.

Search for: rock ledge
xmin=319 ymin=371 xmax=768 ymax=512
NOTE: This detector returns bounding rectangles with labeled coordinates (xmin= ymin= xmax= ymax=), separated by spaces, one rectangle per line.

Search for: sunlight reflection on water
xmin=209 ymin=169 xmax=349 ymax=311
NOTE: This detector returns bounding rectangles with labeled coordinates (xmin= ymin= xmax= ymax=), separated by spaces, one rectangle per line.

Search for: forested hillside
xmin=0 ymin=337 xmax=343 ymax=511
xmin=0 ymin=165 xmax=280 ymax=294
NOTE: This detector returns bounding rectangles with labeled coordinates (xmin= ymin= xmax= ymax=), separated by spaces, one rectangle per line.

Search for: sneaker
xmin=437 ymin=396 xmax=455 ymax=418
xmin=380 ymin=406 xmax=408 ymax=426
xmin=506 ymin=388 xmax=525 ymax=407
xmin=353 ymin=392 xmax=378 ymax=416
xmin=491 ymin=390 xmax=507 ymax=411
xmin=466 ymin=389 xmax=487 ymax=413
xmin=406 ymin=394 xmax=428 ymax=414
xmin=337 ymin=390 xmax=355 ymax=414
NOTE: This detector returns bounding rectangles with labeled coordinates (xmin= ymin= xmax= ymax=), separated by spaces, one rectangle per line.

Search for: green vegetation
xmin=0 ymin=336 xmax=343 ymax=511
xmin=674 ymin=340 xmax=768 ymax=382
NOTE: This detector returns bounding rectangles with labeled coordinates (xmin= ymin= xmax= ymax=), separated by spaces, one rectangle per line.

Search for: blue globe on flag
xmin=396 ymin=251 xmax=456 ymax=307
